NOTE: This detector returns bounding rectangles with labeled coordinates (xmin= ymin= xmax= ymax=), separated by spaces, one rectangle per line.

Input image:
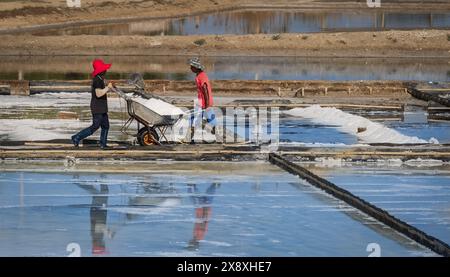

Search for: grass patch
xmin=272 ymin=34 xmax=281 ymax=40
xmin=193 ymin=39 xmax=206 ymax=46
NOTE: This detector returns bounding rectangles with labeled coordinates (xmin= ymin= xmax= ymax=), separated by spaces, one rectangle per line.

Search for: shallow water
xmin=0 ymin=162 xmax=436 ymax=256
xmin=279 ymin=115 xmax=450 ymax=145
xmin=1 ymin=56 xmax=449 ymax=82
xmin=305 ymin=164 xmax=450 ymax=245
xmin=29 ymin=10 xmax=450 ymax=36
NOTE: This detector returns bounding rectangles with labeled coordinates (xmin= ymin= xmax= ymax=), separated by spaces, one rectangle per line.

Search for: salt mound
xmin=132 ymin=97 xmax=185 ymax=117
xmin=285 ymin=105 xmax=438 ymax=144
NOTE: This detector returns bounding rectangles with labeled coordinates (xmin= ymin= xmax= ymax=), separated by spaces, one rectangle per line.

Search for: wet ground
xmin=29 ymin=10 xmax=450 ymax=36
xmin=1 ymin=56 xmax=449 ymax=82
xmin=0 ymin=162 xmax=438 ymax=257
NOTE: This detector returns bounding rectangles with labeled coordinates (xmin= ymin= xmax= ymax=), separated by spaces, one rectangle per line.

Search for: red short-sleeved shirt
xmin=195 ymin=71 xmax=214 ymax=109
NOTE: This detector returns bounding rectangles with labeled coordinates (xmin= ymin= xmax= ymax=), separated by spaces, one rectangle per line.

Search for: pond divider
xmin=408 ymin=86 xmax=450 ymax=107
xmin=1 ymin=144 xmax=450 ymax=161
xmin=268 ymin=152 xmax=450 ymax=257
xmin=0 ymin=79 xmax=408 ymax=98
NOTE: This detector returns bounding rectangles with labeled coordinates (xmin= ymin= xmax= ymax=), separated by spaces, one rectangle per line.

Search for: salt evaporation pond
xmin=282 ymin=106 xmax=449 ymax=145
xmin=0 ymin=95 xmax=449 ymax=145
xmin=28 ymin=10 xmax=450 ymax=36
xmin=280 ymin=116 xmax=450 ymax=145
xmin=304 ymin=163 xmax=450 ymax=245
xmin=1 ymin=56 xmax=449 ymax=82
xmin=0 ymin=162 xmax=437 ymax=256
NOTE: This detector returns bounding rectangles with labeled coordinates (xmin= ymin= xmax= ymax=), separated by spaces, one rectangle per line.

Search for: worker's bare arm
xmin=96 ymin=83 xmax=114 ymax=98
xmin=202 ymin=83 xmax=209 ymax=108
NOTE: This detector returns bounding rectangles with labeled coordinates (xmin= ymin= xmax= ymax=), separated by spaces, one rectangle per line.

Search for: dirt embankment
xmin=0 ymin=1 xmax=449 ymax=57
xmin=0 ymin=0 xmax=283 ymax=30
xmin=1 ymin=0 xmax=450 ymax=30
xmin=0 ymin=30 xmax=448 ymax=57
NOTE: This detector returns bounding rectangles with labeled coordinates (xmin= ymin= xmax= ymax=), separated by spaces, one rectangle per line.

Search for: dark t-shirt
xmin=90 ymin=76 xmax=108 ymax=114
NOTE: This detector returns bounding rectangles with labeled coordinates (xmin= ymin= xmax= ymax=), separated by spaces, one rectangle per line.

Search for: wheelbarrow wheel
xmin=137 ymin=127 xmax=159 ymax=146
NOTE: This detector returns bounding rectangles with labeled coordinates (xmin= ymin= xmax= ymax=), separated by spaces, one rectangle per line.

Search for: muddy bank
xmin=0 ymin=30 xmax=448 ymax=57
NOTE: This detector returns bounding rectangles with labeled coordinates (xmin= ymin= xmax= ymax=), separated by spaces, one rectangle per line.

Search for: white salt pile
xmin=0 ymin=119 xmax=81 ymax=141
xmin=132 ymin=97 xmax=185 ymax=117
xmin=285 ymin=105 xmax=438 ymax=144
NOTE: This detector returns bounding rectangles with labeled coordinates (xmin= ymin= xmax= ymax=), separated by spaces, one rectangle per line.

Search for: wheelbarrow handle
xmin=112 ymin=87 xmax=130 ymax=100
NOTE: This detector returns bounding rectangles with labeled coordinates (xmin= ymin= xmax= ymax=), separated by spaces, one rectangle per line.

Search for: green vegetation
xmin=193 ymin=39 xmax=207 ymax=46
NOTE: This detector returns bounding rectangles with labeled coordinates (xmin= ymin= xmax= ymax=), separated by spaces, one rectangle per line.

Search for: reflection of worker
xmin=188 ymin=57 xmax=217 ymax=144
xmin=187 ymin=183 xmax=219 ymax=251
xmin=76 ymin=183 xmax=110 ymax=255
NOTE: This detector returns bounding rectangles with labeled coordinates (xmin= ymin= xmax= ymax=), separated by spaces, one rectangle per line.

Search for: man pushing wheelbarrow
xmin=71 ymin=59 xmax=114 ymax=149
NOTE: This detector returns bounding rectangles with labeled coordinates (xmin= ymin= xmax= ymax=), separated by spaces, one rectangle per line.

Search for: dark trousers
xmin=72 ymin=113 xmax=109 ymax=147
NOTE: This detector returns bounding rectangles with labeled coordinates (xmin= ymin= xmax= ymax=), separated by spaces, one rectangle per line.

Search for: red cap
xmin=91 ymin=59 xmax=112 ymax=78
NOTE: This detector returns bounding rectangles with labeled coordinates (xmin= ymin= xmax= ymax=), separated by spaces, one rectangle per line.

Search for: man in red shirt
xmin=189 ymin=57 xmax=217 ymax=144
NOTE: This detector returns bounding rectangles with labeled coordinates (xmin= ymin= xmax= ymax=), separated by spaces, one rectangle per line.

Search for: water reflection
xmin=29 ymin=10 xmax=450 ymax=36
xmin=75 ymin=179 xmax=221 ymax=253
xmin=0 ymin=169 xmax=439 ymax=256
xmin=125 ymin=182 xmax=181 ymax=219
xmin=76 ymin=181 xmax=112 ymax=255
xmin=1 ymin=56 xmax=449 ymax=82
xmin=186 ymin=183 xmax=219 ymax=251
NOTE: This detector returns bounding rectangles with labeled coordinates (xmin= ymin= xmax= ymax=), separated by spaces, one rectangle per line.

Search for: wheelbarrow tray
xmin=125 ymin=91 xmax=185 ymax=126
xmin=127 ymin=99 xmax=182 ymax=126
xmin=114 ymin=88 xmax=187 ymax=144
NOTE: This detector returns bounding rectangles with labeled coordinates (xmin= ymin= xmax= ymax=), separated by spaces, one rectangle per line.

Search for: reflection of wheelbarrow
xmin=113 ymin=74 xmax=187 ymax=146
xmin=117 ymin=183 xmax=182 ymax=220
xmin=93 ymin=183 xmax=182 ymax=239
